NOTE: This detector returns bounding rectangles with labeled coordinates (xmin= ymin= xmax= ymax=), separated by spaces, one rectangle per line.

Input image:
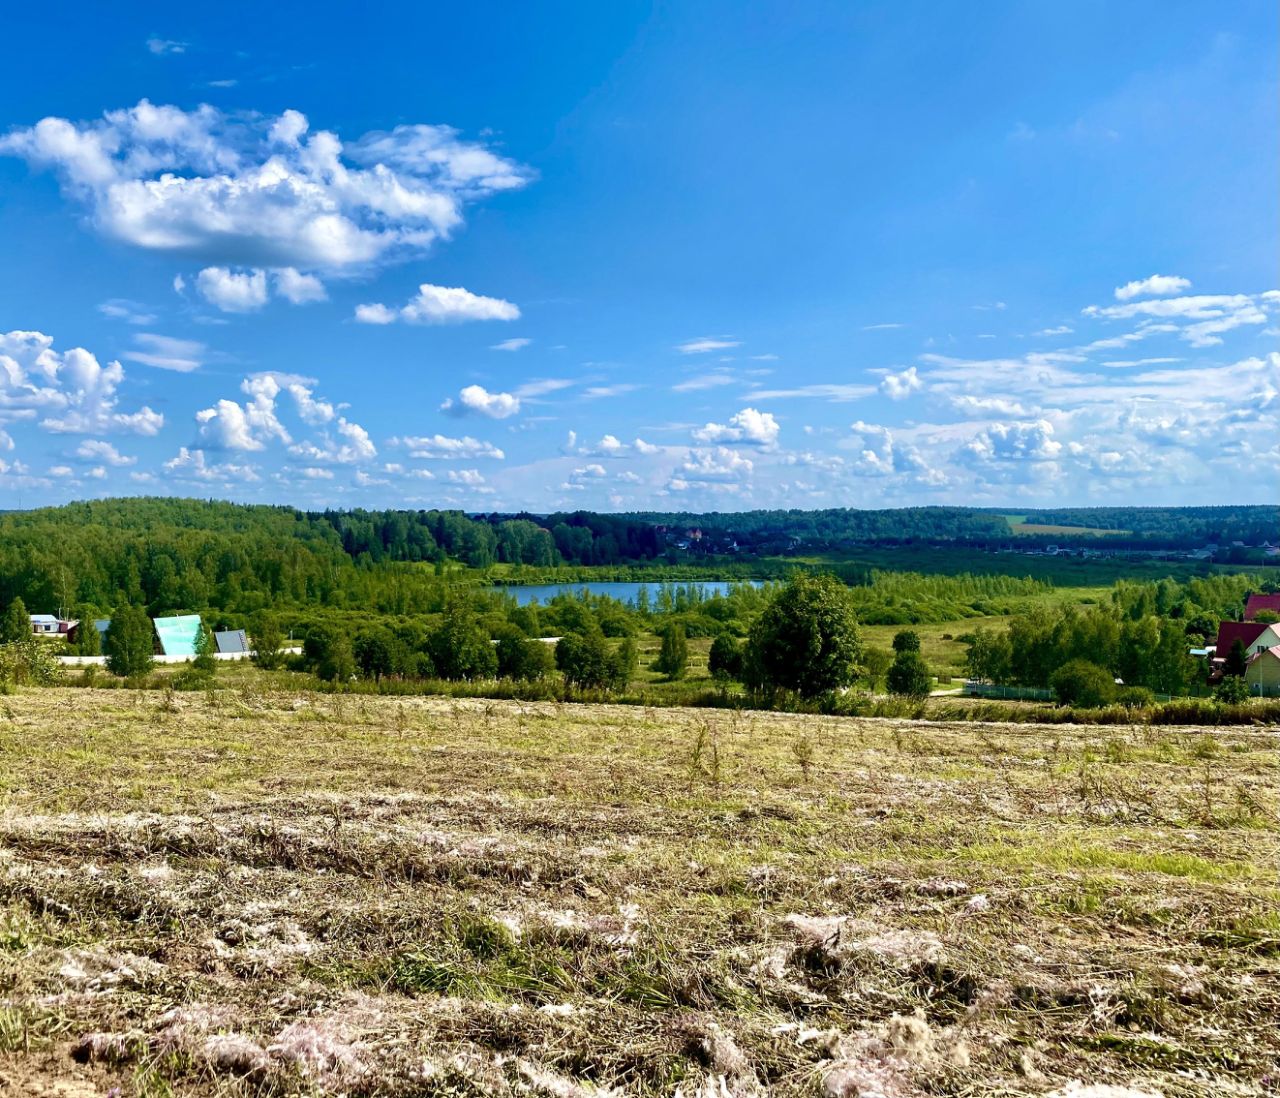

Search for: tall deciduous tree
xmin=743 ymin=574 xmax=863 ymax=698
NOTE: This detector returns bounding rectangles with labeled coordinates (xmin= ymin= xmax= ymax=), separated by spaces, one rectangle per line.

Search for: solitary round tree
xmin=743 ymin=574 xmax=863 ymax=698
xmin=887 ymin=649 xmax=932 ymax=697
xmin=105 ymin=605 xmax=155 ymax=678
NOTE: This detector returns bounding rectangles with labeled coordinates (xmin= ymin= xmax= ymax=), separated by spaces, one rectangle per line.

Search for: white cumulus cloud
xmin=357 ymin=283 xmax=520 ymax=325
xmin=691 ymin=407 xmax=779 ymax=448
xmin=879 ymin=366 xmax=923 ymax=400
xmin=0 ymin=100 xmax=530 ymax=271
xmin=1114 ymin=274 xmax=1192 ymax=301
xmin=441 ymin=384 xmax=520 ymax=419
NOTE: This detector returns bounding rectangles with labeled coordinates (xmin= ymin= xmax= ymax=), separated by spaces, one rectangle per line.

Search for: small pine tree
xmin=1223 ymin=639 xmax=1249 ymax=678
xmin=653 ymin=624 xmax=689 ymax=680
xmin=105 ymin=605 xmax=155 ymax=678
xmin=1215 ymin=675 xmax=1250 ymax=704
xmin=892 ymin=630 xmax=922 ymax=654
xmin=193 ymin=622 xmax=217 ymax=673
xmin=1 ymin=597 xmax=29 ymax=644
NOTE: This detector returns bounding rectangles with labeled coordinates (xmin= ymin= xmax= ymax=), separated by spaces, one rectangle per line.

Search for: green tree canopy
xmin=1 ymin=597 xmax=29 ymax=644
xmin=743 ymin=574 xmax=862 ymax=698
xmin=1050 ymin=659 xmax=1115 ymax=708
xmin=887 ymin=650 xmax=932 ymax=698
xmin=105 ymin=605 xmax=155 ymax=678
xmin=708 ymin=633 xmax=742 ymax=682
xmin=653 ymin=624 xmax=689 ymax=680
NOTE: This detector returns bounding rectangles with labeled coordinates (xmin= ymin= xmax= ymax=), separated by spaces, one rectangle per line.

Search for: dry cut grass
xmin=0 ymin=687 xmax=1276 ymax=1097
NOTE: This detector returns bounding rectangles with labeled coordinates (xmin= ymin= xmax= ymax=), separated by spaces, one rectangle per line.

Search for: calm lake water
xmin=488 ymin=580 xmax=762 ymax=607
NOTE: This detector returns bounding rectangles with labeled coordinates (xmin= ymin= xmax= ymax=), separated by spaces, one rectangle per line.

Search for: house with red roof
xmin=1214 ymin=620 xmax=1280 ymax=660
xmin=1244 ymin=593 xmax=1280 ymax=621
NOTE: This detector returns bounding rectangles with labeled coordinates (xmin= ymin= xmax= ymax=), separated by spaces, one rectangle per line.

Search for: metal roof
xmin=29 ymin=614 xmax=59 ymax=625
xmin=152 ymin=614 xmax=202 ymax=657
xmin=214 ymin=629 xmax=249 ymax=655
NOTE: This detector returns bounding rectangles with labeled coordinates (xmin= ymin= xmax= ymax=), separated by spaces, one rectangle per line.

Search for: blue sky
xmin=0 ymin=1 xmax=1276 ymax=512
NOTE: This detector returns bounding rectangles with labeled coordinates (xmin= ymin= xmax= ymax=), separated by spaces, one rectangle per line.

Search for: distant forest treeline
xmin=0 ymin=498 xmax=1274 ymax=617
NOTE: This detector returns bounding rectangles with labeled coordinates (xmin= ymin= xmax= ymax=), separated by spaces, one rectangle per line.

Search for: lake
xmin=487 ymin=580 xmax=762 ymax=607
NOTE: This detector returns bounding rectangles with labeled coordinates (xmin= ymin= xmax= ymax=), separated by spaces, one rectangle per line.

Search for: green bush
xmin=1049 ymin=659 xmax=1116 ymax=708
xmin=1214 ymin=675 xmax=1250 ymax=704
xmin=1116 ymin=685 xmax=1155 ymax=708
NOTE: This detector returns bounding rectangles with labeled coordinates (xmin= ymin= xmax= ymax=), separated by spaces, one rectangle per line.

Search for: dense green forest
xmin=0 ymin=497 xmax=1274 ymax=623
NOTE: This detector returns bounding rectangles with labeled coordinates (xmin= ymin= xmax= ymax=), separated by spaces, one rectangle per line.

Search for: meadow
xmin=0 ymin=687 xmax=1276 ymax=1097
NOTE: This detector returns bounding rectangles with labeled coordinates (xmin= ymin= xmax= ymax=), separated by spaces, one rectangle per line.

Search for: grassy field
xmin=0 ymin=688 xmax=1276 ymax=1097
xmin=1003 ymin=516 xmax=1129 ymax=538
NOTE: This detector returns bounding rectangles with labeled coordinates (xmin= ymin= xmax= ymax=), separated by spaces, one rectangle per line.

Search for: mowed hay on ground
xmin=0 ymin=688 xmax=1276 ymax=1097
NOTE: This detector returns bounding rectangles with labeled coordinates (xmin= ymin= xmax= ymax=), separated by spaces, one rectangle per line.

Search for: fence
xmin=963 ymin=681 xmax=1174 ymax=703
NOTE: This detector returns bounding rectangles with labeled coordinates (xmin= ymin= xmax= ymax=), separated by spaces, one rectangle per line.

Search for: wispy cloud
xmin=676 ymin=337 xmax=740 ymax=354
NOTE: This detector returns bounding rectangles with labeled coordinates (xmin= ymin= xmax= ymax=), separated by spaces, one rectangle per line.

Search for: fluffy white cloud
xmin=962 ymin=419 xmax=1063 ymax=463
xmin=0 ymin=101 xmax=530 ymax=270
xmin=441 ymin=384 xmax=520 ymax=419
xmin=678 ymin=446 xmax=754 ymax=480
xmin=74 ymin=439 xmax=135 ymax=466
xmin=193 ymin=373 xmax=367 ymax=464
xmin=692 ymin=407 xmax=779 ymax=448
xmin=197 ymin=374 xmax=292 ymax=451
xmin=353 ymin=303 xmax=396 ymax=325
xmin=357 ymin=283 xmax=520 ymax=325
xmin=567 ymin=434 xmax=662 ymax=459
xmin=274 ymin=267 xmax=327 ymax=304
xmin=1114 ymin=274 xmax=1192 ymax=300
xmin=392 ymin=433 xmax=505 ymax=460
xmin=289 ymin=417 xmax=376 ymax=464
xmin=676 ymin=338 xmax=740 ymax=354
xmin=163 ymin=447 xmax=260 ymax=482
xmin=879 ymin=366 xmax=923 ymax=400
xmin=0 ymin=330 xmax=163 ymax=436
xmin=123 ymin=333 xmax=205 ymax=372
xmin=192 ymin=266 xmax=326 ymax=311
xmin=196 ymin=267 xmax=269 ymax=312
xmin=447 ymin=468 xmax=486 ymax=486
xmin=949 ymin=395 xmax=1033 ymax=417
